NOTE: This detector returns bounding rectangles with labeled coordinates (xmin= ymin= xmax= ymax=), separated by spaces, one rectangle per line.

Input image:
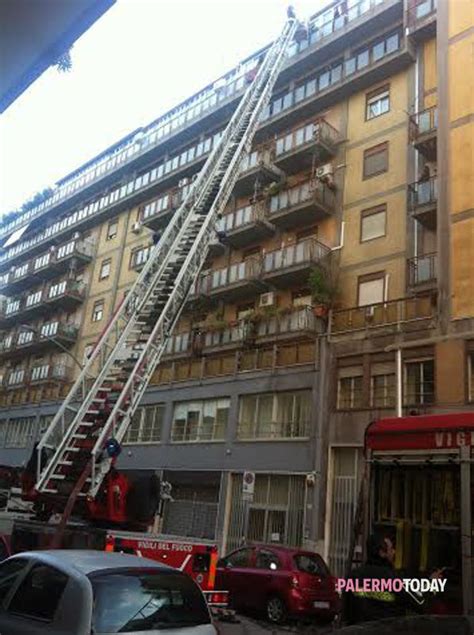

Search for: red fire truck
xmin=360 ymin=412 xmax=474 ymax=615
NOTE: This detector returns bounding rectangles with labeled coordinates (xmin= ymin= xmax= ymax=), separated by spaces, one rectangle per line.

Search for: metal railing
xmin=407 ymin=176 xmax=437 ymax=209
xmin=406 ymin=0 xmax=437 ymax=28
xmin=409 ymin=105 xmax=437 ymax=140
xmin=407 ymin=253 xmax=437 ymax=286
xmin=263 ymin=237 xmax=330 ymax=274
xmin=269 ymin=180 xmax=335 ymax=216
xmin=330 ymin=294 xmax=436 ymax=334
xmin=30 ymin=363 xmax=70 ymax=383
xmin=203 ymin=257 xmax=262 ymax=294
xmin=275 ymin=118 xmax=339 ymax=157
xmin=220 ymin=201 xmax=268 ymax=232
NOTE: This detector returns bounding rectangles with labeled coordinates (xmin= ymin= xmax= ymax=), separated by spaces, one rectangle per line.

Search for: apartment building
xmin=0 ymin=0 xmax=471 ymax=561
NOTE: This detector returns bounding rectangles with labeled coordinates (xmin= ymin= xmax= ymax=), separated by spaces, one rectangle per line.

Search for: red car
xmin=216 ymin=544 xmax=339 ymax=624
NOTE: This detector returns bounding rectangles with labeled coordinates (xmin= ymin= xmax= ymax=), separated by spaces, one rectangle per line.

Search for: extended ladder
xmin=35 ymin=16 xmax=299 ymax=508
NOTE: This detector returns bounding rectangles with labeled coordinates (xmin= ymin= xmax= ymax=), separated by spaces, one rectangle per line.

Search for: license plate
xmin=313 ymin=601 xmax=330 ymax=609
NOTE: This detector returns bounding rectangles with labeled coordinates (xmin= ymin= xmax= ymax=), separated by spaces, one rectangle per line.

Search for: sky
xmin=0 ymin=0 xmax=327 ymax=217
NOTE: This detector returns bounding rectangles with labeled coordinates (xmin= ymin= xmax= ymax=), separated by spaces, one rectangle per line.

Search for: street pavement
xmin=220 ymin=613 xmax=337 ymax=635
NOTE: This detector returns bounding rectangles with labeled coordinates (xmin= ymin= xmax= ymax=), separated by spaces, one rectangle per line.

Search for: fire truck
xmin=0 ymin=9 xmax=303 ymax=620
xmin=352 ymin=412 xmax=474 ymax=615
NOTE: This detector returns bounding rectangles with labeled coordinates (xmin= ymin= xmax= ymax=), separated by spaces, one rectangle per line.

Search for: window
xmin=99 ymin=258 xmax=111 ymax=280
xmin=106 ymin=219 xmax=118 ymax=240
xmin=0 ymin=559 xmax=29 ymax=602
xmin=358 ymin=273 xmax=385 ymax=306
xmin=4 ymin=417 xmax=36 ymax=448
xmin=404 ymin=359 xmax=434 ymax=406
xmin=92 ymin=571 xmax=210 ymax=633
xmin=366 ymin=86 xmax=390 ymax=120
xmin=224 ymin=548 xmax=253 ymax=568
xmin=238 ymin=390 xmax=311 ymax=439
xmin=172 ymin=398 xmax=229 ymax=442
xmin=130 ymin=246 xmax=151 ymax=270
xmin=92 ymin=300 xmax=104 ymax=322
xmin=337 ymin=367 xmax=364 ymax=409
xmin=371 ymin=364 xmax=396 ymax=408
xmin=124 ymin=405 xmax=165 ymax=444
xmin=360 ymin=206 xmax=386 ymax=242
xmin=363 ymin=142 xmax=388 ymax=178
xmin=8 ymin=563 xmax=68 ymax=621
xmin=256 ymin=549 xmax=281 ymax=570
xmin=294 ymin=553 xmax=329 ymax=576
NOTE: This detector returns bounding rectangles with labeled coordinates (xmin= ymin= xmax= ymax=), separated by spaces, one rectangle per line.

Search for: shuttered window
xmin=358 ymin=273 xmax=385 ymax=306
xmin=363 ymin=142 xmax=388 ymax=178
xmin=361 ymin=206 xmax=386 ymax=242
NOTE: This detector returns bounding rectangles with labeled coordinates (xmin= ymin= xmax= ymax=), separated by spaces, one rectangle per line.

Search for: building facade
xmin=0 ymin=0 xmax=472 ymax=565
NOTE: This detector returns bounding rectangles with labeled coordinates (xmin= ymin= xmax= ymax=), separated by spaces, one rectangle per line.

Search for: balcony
xmin=0 ymin=237 xmax=93 ymax=295
xmin=0 ymin=279 xmax=85 ymax=326
xmin=141 ymin=191 xmax=176 ymax=231
xmin=407 ymin=253 xmax=437 ymax=290
xmin=0 ymin=132 xmax=222 ymax=272
xmin=220 ymin=201 xmax=275 ymax=249
xmin=259 ymin=31 xmax=414 ymax=139
xmin=44 ymin=279 xmax=85 ymax=311
xmin=202 ymin=257 xmax=265 ymax=302
xmin=330 ymin=293 xmax=437 ymax=335
xmin=268 ymin=181 xmax=335 ymax=230
xmin=408 ymin=177 xmax=437 ymax=229
xmin=0 ymin=321 xmax=78 ymax=360
xmin=406 ymin=0 xmax=437 ymax=42
xmin=166 ymin=306 xmax=323 ymax=360
xmin=233 ymin=147 xmax=284 ymax=198
xmin=29 ymin=363 xmax=71 ymax=385
xmin=409 ymin=106 xmax=437 ymax=161
xmin=262 ymin=238 xmax=331 ymax=288
xmin=274 ymin=118 xmax=339 ymax=173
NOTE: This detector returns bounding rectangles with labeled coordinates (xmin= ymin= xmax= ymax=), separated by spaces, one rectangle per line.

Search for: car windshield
xmin=91 ymin=570 xmax=210 ymax=633
xmin=294 ymin=553 xmax=329 ymax=576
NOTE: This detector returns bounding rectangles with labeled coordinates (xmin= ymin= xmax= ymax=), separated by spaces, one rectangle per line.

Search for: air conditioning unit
xmin=316 ymin=163 xmax=333 ymax=179
xmin=131 ymin=222 xmax=142 ymax=234
xmin=259 ymin=292 xmax=275 ymax=308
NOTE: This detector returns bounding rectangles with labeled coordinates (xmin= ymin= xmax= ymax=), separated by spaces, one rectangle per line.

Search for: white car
xmin=0 ymin=549 xmax=218 ymax=634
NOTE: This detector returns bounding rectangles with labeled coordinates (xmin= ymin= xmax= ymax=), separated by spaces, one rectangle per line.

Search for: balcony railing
xmin=406 ymin=0 xmax=437 ymax=29
xmin=0 ymin=0 xmax=395 ymax=246
xmin=269 ymin=180 xmax=335 ymax=227
xmin=0 ymin=321 xmax=79 ymax=357
xmin=409 ymin=105 xmax=437 ymax=160
xmin=263 ymin=238 xmax=330 ymax=276
xmin=330 ymin=294 xmax=436 ymax=334
xmin=30 ymin=363 xmax=70 ymax=384
xmin=0 ymin=131 xmax=223 ymax=270
xmin=219 ymin=201 xmax=275 ymax=247
xmin=261 ymin=29 xmax=402 ymax=125
xmin=408 ymin=177 xmax=437 ymax=211
xmin=407 ymin=253 xmax=437 ymax=286
xmin=203 ymin=257 xmax=262 ymax=296
xmin=274 ymin=118 xmax=339 ymax=169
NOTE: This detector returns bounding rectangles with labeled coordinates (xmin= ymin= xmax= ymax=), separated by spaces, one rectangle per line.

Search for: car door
xmin=215 ymin=547 xmax=255 ymax=610
xmin=0 ymin=561 xmax=74 ymax=634
xmin=249 ymin=548 xmax=284 ymax=610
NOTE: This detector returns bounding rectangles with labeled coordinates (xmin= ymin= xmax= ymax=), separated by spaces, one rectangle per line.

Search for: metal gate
xmin=226 ymin=473 xmax=305 ymax=552
xmin=163 ymin=497 xmax=218 ymax=539
xmin=328 ymin=448 xmax=360 ymax=576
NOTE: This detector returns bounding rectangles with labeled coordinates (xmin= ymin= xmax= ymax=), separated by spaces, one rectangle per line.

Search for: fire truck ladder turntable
xmin=34 ymin=16 xmax=299 ymax=516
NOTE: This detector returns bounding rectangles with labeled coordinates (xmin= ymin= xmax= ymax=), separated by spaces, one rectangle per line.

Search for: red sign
xmin=366 ymin=412 xmax=474 ymax=452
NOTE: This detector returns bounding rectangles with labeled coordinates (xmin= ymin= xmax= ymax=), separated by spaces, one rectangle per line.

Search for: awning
xmin=366 ymin=412 xmax=474 ymax=452
xmin=2 ymin=222 xmax=30 ymax=248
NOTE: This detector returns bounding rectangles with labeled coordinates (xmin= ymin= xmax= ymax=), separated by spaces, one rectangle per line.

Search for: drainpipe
xmin=396 ymin=348 xmax=403 ymax=417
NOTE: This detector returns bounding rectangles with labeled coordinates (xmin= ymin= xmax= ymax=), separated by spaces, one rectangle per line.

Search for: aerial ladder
xmin=24 ymin=14 xmax=300 ymax=531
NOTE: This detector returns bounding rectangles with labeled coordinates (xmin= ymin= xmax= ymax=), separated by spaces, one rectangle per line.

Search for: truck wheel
xmin=266 ymin=596 xmax=287 ymax=624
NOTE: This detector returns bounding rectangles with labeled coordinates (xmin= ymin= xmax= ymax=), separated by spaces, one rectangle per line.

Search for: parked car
xmin=216 ymin=543 xmax=339 ymax=624
xmin=0 ymin=549 xmax=217 ymax=634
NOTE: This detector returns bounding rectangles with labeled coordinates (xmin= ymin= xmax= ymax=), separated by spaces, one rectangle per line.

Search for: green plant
xmin=308 ymin=267 xmax=337 ymax=307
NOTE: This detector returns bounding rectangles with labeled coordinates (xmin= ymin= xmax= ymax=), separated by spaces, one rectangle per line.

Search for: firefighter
xmin=343 ymin=531 xmax=443 ymax=625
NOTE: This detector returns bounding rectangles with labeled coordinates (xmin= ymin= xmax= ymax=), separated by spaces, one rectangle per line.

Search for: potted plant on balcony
xmin=308 ymin=267 xmax=338 ymax=318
